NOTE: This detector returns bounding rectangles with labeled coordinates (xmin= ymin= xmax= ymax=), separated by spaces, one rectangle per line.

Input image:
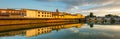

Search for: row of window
xmin=0 ymin=13 xmax=26 ymax=16
xmin=38 ymin=15 xmax=53 ymax=17
xmin=38 ymin=15 xmax=64 ymax=18
xmin=38 ymin=12 xmax=51 ymax=14
xmin=0 ymin=11 xmax=24 ymax=13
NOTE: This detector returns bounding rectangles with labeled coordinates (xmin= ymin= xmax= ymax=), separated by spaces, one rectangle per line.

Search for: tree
xmin=90 ymin=12 xmax=94 ymax=17
xmin=105 ymin=14 xmax=112 ymax=17
xmin=110 ymin=18 xmax=115 ymax=24
xmin=87 ymin=12 xmax=96 ymax=17
xmin=105 ymin=14 xmax=119 ymax=17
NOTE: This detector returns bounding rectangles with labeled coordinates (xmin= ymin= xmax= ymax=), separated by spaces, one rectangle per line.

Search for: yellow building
xmin=52 ymin=15 xmax=64 ymax=18
xmin=22 ymin=9 xmax=85 ymax=19
xmin=82 ymin=15 xmax=85 ymax=18
xmin=76 ymin=14 xmax=85 ymax=18
xmin=22 ymin=9 xmax=53 ymax=18
xmin=37 ymin=10 xmax=53 ymax=18
xmin=23 ymin=9 xmax=38 ymax=18
xmin=62 ymin=13 xmax=84 ymax=18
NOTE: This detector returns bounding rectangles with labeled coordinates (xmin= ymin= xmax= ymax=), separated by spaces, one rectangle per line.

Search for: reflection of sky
xmin=1 ymin=24 xmax=120 ymax=39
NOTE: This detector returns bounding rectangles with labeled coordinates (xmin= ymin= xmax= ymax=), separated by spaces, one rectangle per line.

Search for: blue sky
xmin=0 ymin=0 xmax=120 ymax=16
xmin=0 ymin=0 xmax=66 ymax=11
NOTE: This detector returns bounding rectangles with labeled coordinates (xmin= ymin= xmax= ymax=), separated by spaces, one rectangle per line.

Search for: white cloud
xmin=35 ymin=0 xmax=120 ymax=16
xmin=68 ymin=28 xmax=79 ymax=33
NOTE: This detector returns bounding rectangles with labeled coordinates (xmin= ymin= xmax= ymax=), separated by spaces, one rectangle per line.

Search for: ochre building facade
xmin=0 ymin=8 xmax=85 ymax=18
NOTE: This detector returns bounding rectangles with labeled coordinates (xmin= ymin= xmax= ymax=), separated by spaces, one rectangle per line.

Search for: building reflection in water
xmin=0 ymin=23 xmax=84 ymax=37
xmin=25 ymin=23 xmax=84 ymax=37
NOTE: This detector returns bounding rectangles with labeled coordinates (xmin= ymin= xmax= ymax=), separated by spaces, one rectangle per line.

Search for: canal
xmin=0 ymin=23 xmax=120 ymax=39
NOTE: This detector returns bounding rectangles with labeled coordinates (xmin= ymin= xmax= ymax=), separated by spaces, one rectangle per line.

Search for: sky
xmin=0 ymin=0 xmax=120 ymax=16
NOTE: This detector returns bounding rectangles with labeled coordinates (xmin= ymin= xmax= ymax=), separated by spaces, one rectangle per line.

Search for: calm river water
xmin=0 ymin=23 xmax=120 ymax=39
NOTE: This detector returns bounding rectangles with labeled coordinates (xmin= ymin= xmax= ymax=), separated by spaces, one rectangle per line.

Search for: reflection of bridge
xmin=0 ymin=23 xmax=84 ymax=37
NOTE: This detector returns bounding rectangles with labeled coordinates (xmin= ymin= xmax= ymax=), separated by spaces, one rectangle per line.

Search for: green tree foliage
xmin=90 ymin=12 xmax=94 ymax=17
xmin=86 ymin=12 xmax=96 ymax=17
xmin=110 ymin=18 xmax=115 ymax=24
xmin=105 ymin=14 xmax=119 ymax=17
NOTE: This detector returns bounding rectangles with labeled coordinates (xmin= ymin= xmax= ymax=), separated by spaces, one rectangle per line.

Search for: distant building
xmin=86 ymin=16 xmax=120 ymax=24
xmin=113 ymin=17 xmax=120 ymax=24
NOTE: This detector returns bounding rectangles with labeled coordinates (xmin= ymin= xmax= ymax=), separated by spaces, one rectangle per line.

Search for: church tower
xmin=56 ymin=9 xmax=59 ymax=13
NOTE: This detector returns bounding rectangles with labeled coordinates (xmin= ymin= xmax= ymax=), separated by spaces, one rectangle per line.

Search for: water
xmin=0 ymin=23 xmax=120 ymax=39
